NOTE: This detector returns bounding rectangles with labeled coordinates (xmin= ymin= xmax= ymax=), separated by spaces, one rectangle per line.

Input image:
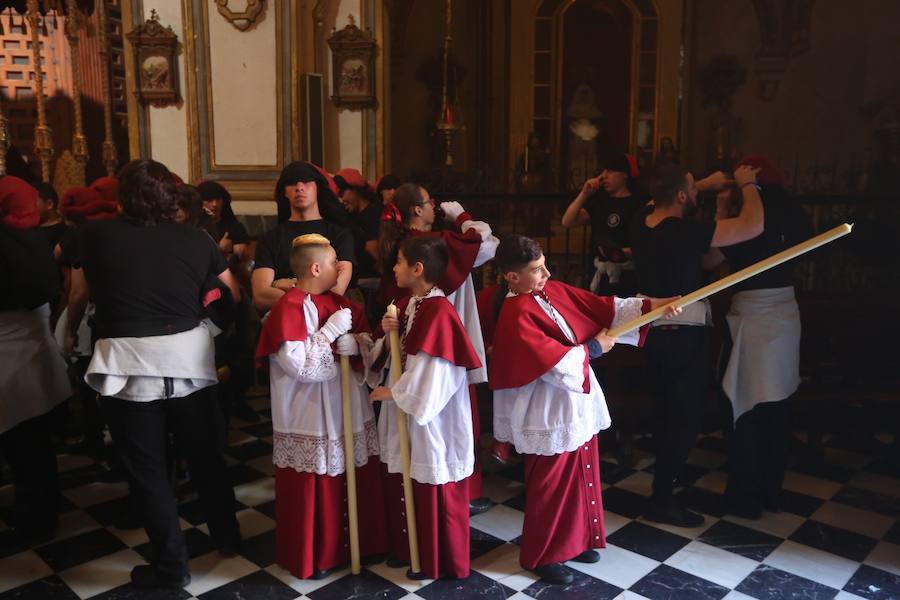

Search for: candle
xmin=607 ymin=223 xmax=853 ymax=337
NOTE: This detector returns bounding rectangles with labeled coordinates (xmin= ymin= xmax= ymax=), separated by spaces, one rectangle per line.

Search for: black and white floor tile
xmin=2 ymin=394 xmax=898 ymax=600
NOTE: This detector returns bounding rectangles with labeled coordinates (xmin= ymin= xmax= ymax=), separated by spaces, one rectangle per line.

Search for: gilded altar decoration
xmin=327 ymin=15 xmax=377 ymax=110
xmin=215 ymin=0 xmax=266 ymax=32
xmin=126 ymin=10 xmax=180 ymax=108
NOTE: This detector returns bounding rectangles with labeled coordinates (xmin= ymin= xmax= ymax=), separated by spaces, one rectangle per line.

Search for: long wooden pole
xmin=339 ymin=354 xmax=361 ymax=575
xmin=385 ymin=303 xmax=422 ymax=577
xmin=607 ymin=223 xmax=853 ymax=338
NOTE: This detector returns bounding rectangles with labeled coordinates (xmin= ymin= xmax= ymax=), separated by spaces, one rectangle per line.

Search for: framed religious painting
xmin=326 ymin=16 xmax=377 ymax=110
xmin=126 ymin=10 xmax=180 ymax=107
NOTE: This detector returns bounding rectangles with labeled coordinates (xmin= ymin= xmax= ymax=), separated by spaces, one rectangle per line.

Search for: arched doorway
xmin=533 ymin=0 xmax=659 ymax=190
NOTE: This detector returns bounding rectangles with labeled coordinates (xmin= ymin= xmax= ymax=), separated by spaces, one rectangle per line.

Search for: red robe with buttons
xmin=489 ymin=281 xmax=652 ymax=570
xmin=258 ymin=289 xmax=389 ymax=579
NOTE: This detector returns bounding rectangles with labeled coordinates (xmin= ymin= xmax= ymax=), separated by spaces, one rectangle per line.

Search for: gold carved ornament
xmin=215 ymin=0 xmax=266 ymax=32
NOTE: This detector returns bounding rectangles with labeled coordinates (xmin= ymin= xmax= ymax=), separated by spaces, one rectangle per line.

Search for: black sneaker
xmin=386 ymin=556 xmax=409 ymax=568
xmin=724 ymin=501 xmax=762 ymax=521
xmin=310 ymin=568 xmax=332 ymax=580
xmin=532 ymin=562 xmax=574 ymax=585
xmin=644 ymin=505 xmax=705 ymax=528
xmin=130 ymin=565 xmax=190 ymax=589
xmin=570 ymin=549 xmax=600 ymax=563
xmin=469 ymin=497 xmax=494 ymax=516
xmin=362 ymin=553 xmax=389 ymax=566
xmin=113 ymin=511 xmax=143 ymax=531
xmin=233 ymin=400 xmax=261 ymax=423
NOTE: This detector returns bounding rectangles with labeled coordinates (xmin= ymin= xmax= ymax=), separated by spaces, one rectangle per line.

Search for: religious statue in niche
xmin=327 ymin=15 xmax=377 ymax=110
xmin=126 ymin=10 xmax=180 ymax=107
xmin=565 ymin=83 xmax=603 ymax=191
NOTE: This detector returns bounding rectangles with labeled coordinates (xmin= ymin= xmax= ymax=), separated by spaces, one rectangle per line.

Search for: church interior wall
xmin=681 ymin=0 xmax=900 ymax=192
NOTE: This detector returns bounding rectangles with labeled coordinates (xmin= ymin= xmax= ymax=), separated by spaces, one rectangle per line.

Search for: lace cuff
xmin=611 ymin=297 xmax=645 ymax=346
xmin=299 ymin=332 xmax=338 ymax=382
xmin=541 ymin=345 xmax=587 ymax=393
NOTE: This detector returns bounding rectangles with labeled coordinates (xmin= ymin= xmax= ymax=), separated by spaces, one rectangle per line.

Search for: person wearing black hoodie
xmin=252 ymin=162 xmax=355 ymax=311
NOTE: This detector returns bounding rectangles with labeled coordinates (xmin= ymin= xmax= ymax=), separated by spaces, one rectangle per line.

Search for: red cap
xmin=89 ymin=176 xmax=119 ymax=204
xmin=60 ymin=186 xmax=118 ymax=221
xmin=0 ymin=176 xmax=39 ymax=230
xmin=738 ymin=155 xmax=786 ymax=186
xmin=335 ymin=167 xmax=367 ymax=189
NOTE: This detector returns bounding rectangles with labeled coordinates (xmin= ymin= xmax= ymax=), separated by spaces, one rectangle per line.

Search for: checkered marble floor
xmin=1 ymin=395 xmax=898 ymax=600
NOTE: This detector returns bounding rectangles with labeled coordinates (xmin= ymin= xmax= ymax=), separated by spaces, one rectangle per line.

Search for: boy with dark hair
xmin=365 ymin=236 xmax=482 ymax=580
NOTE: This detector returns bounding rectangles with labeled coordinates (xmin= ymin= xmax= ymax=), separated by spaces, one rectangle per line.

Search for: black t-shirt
xmin=630 ymin=209 xmax=716 ymax=297
xmin=205 ymin=217 xmax=250 ymax=245
xmin=78 ymin=220 xmax=228 ymax=339
xmin=254 ymin=219 xmax=355 ymax=280
xmin=721 ymin=196 xmax=811 ymax=292
xmin=585 ymin=192 xmax=649 ymax=260
xmin=349 ymin=202 xmax=382 ymax=279
xmin=40 ymin=221 xmax=69 ymax=251
xmin=0 ymin=225 xmax=60 ymax=311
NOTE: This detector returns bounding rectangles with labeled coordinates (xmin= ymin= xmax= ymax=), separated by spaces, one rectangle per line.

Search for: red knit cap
xmin=89 ymin=176 xmax=119 ymax=204
xmin=335 ymin=167 xmax=367 ymax=189
xmin=60 ymin=186 xmax=118 ymax=221
xmin=738 ymin=155 xmax=786 ymax=186
xmin=0 ymin=175 xmax=40 ymax=230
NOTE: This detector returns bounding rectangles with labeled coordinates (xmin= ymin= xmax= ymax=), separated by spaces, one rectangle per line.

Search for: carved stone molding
xmin=215 ymin=0 xmax=266 ymax=32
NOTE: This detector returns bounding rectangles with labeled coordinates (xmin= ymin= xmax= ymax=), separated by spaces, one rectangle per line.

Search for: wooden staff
xmin=339 ymin=354 xmax=361 ymax=575
xmin=607 ymin=223 xmax=853 ymax=338
xmin=386 ymin=303 xmax=422 ymax=577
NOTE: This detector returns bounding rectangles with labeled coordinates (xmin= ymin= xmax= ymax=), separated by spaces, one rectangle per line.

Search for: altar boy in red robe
xmin=365 ymin=236 xmax=482 ymax=580
xmin=256 ymin=234 xmax=388 ymax=580
xmin=489 ymin=235 xmax=678 ymax=585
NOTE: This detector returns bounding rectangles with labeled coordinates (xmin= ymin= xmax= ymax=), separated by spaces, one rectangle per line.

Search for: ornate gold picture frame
xmin=327 ymin=16 xmax=377 ymax=111
xmin=126 ymin=10 xmax=180 ymax=108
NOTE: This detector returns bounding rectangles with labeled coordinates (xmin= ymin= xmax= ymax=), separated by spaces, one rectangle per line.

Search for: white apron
xmin=722 ymin=286 xmax=800 ymax=422
xmin=0 ymin=304 xmax=72 ymax=433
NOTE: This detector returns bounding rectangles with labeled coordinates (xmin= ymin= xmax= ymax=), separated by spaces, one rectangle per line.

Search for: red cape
xmin=489 ymin=280 xmax=650 ymax=391
xmin=256 ymin=288 xmax=369 ymax=369
xmin=378 ymin=213 xmax=481 ymax=304
xmin=373 ymin=294 xmax=482 ymax=371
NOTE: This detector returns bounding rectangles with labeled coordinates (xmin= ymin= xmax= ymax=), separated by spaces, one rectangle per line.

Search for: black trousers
xmin=644 ymin=327 xmax=710 ymax=507
xmin=0 ymin=411 xmax=59 ymax=534
xmin=102 ymin=388 xmax=240 ymax=578
xmin=724 ymin=399 xmax=792 ymax=511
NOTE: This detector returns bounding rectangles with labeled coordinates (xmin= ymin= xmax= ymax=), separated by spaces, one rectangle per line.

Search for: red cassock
xmin=489 ymin=280 xmax=650 ymax=569
xmin=376 ymin=294 xmax=481 ymax=579
xmin=256 ymin=289 xmax=389 ymax=579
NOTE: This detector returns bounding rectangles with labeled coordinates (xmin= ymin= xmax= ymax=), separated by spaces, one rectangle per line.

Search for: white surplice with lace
xmin=493 ymin=294 xmax=646 ymax=456
xmin=269 ymin=294 xmax=378 ymax=476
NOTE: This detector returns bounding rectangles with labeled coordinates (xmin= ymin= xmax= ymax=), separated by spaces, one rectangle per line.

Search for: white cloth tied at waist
xmin=638 ymin=294 xmax=711 ymax=327
xmin=722 ymin=286 xmax=800 ymax=423
xmin=85 ymin=322 xmax=218 ymax=401
xmin=0 ymin=303 xmax=71 ymax=433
